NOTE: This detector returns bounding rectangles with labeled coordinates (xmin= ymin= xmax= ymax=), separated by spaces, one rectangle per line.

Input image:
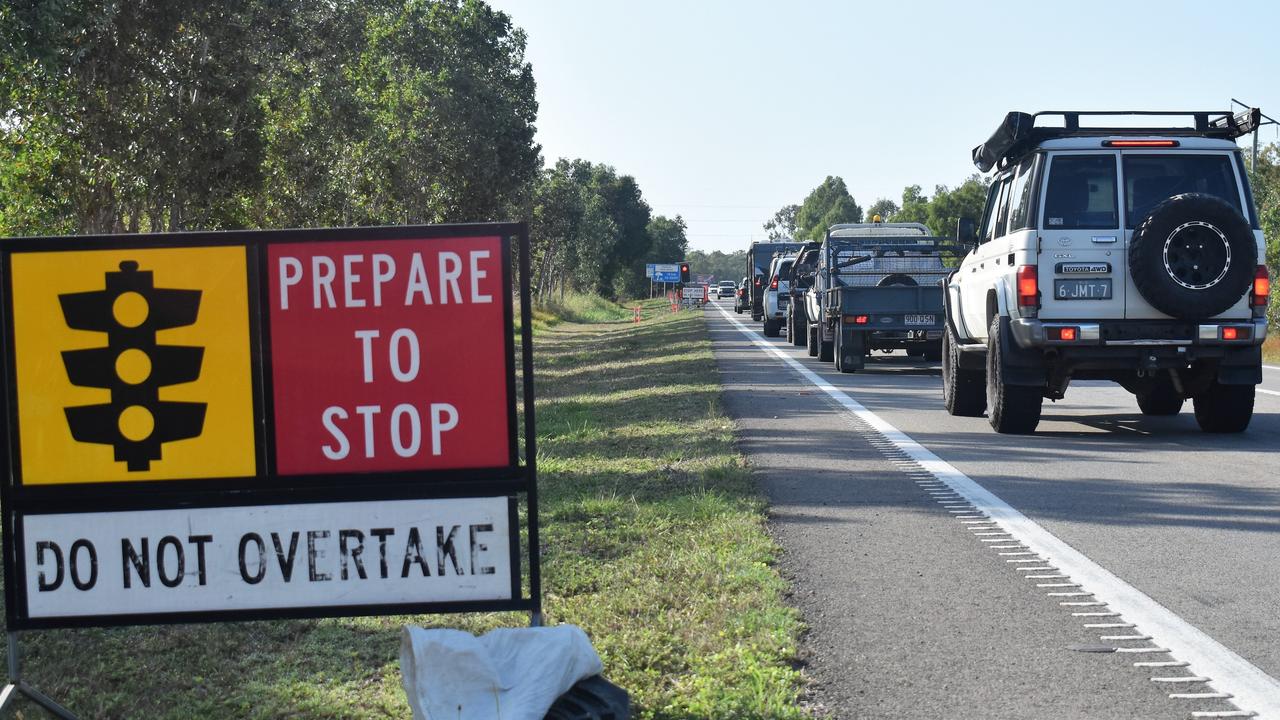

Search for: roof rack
xmin=971 ymin=108 xmax=1262 ymax=172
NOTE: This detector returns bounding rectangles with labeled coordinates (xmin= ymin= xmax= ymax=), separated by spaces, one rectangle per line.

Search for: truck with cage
xmin=799 ymin=223 xmax=960 ymax=372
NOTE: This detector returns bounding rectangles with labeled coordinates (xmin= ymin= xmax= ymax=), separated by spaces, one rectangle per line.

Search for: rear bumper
xmin=1010 ymin=318 xmax=1267 ymax=349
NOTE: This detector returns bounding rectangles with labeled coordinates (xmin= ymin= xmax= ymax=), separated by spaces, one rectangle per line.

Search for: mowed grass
xmin=2 ymin=298 xmax=807 ymax=719
xmin=1264 ymin=334 xmax=1279 ymax=364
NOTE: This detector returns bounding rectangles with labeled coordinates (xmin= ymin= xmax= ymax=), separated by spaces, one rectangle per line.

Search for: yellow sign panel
xmin=10 ymin=246 xmax=256 ymax=484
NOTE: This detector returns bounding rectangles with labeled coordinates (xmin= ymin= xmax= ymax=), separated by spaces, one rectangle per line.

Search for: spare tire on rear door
xmin=1128 ymin=193 xmax=1256 ymax=320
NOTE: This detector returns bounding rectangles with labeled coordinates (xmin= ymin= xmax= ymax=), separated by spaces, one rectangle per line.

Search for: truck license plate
xmin=1054 ymin=279 xmax=1112 ymax=300
xmin=904 ymin=314 xmax=936 ymax=325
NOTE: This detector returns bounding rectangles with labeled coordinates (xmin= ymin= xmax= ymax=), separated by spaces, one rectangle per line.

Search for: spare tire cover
xmin=877 ymin=273 xmax=918 ymax=287
xmin=1128 ymin=193 xmax=1256 ymax=319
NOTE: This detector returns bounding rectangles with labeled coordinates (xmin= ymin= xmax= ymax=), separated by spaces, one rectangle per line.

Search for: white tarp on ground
xmin=400 ymin=625 xmax=603 ymax=720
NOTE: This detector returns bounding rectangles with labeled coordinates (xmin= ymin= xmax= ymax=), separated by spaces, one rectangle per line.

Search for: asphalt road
xmin=705 ymin=297 xmax=1280 ymax=719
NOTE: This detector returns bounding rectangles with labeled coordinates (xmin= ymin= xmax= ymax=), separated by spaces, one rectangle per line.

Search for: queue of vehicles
xmin=721 ymin=107 xmax=1271 ymax=435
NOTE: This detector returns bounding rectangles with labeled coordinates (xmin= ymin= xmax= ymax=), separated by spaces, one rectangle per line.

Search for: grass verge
xmin=3 ymin=299 xmax=807 ymax=719
xmin=1264 ymin=334 xmax=1279 ymax=364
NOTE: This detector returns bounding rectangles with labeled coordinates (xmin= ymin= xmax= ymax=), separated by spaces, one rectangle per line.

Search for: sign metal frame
xmin=0 ymin=222 xmax=540 ymax=631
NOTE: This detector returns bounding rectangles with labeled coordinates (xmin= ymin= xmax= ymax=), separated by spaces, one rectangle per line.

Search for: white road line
xmin=1264 ymin=364 xmax=1280 ymax=372
xmin=1258 ymin=388 xmax=1280 ymax=397
xmin=714 ymin=304 xmax=1280 ymax=719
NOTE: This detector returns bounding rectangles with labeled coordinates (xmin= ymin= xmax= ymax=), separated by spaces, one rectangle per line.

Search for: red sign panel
xmin=267 ymin=236 xmax=509 ymax=475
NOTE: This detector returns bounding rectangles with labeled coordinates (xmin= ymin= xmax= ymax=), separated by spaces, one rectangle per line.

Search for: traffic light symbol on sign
xmin=59 ymin=261 xmax=207 ymax=471
xmin=680 ymin=263 xmax=690 ymax=283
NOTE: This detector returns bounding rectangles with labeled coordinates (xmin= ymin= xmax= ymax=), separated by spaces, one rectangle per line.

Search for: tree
xmin=763 ymin=204 xmax=799 ymax=240
xmin=925 ymin=175 xmax=989 ymax=238
xmin=865 ymin=198 xmax=899 ymax=222
xmin=683 ymin=249 xmax=746 ymax=284
xmin=646 ymin=215 xmax=689 ymax=267
xmin=795 ymin=176 xmax=862 ymax=240
xmin=0 ymin=0 xmax=541 ymax=235
xmin=890 ymin=185 xmax=930 ymax=225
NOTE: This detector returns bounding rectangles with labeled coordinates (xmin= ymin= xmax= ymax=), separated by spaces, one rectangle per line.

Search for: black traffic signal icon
xmin=680 ymin=263 xmax=690 ymax=283
xmin=59 ymin=261 xmax=206 ymax=471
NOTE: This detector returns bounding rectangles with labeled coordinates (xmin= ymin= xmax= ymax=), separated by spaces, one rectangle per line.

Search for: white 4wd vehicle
xmin=762 ymin=254 xmax=796 ymax=337
xmin=944 ymin=109 xmax=1271 ymax=434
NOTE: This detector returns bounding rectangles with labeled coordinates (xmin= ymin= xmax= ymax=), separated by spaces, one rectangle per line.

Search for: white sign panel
xmin=681 ymin=286 xmax=705 ymax=299
xmin=22 ymin=496 xmax=512 ymax=618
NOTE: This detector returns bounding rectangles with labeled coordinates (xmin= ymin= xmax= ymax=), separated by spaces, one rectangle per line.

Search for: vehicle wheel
xmin=785 ymin=310 xmax=795 ymax=344
xmin=1129 ymin=193 xmax=1256 ymax=320
xmin=1136 ymin=377 xmax=1183 ymax=416
xmin=986 ymin=317 xmax=1041 ymax=433
xmin=1192 ymin=380 xmax=1254 ymax=433
xmin=942 ymin=325 xmax=985 ymax=417
xmin=763 ymin=319 xmax=780 ymax=337
xmin=834 ymin=324 xmax=851 ymax=372
xmin=818 ymin=328 xmax=834 ymax=362
xmin=792 ymin=307 xmax=808 ymax=347
xmin=805 ymin=323 xmax=818 ymax=357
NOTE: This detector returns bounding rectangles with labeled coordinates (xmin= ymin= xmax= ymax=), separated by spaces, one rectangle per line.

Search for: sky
xmin=486 ymin=0 xmax=1280 ymax=254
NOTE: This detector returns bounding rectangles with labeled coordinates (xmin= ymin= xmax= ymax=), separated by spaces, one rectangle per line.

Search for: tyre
xmin=752 ymin=313 xmax=762 ymax=322
xmin=763 ymin=319 xmax=781 ymax=337
xmin=942 ymin=325 xmax=985 ymax=417
xmin=834 ymin=324 xmax=851 ymax=372
xmin=818 ymin=327 xmax=834 ymax=362
xmin=1136 ymin=376 xmax=1183 ymax=416
xmin=985 ymin=316 xmax=1041 ymax=433
xmin=1129 ymin=193 xmax=1256 ymax=319
xmin=806 ymin=323 xmax=819 ymax=357
xmin=792 ymin=305 xmax=808 ymax=347
xmin=1192 ymin=380 xmax=1254 ymax=433
xmin=785 ymin=309 xmax=795 ymax=344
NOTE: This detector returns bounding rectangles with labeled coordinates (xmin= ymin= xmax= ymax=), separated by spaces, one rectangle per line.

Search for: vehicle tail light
xmin=1016 ymin=265 xmax=1039 ymax=308
xmin=1222 ymin=327 xmax=1238 ymax=340
xmin=1053 ymin=327 xmax=1078 ymax=341
xmin=770 ymin=276 xmax=778 ymax=290
xmin=853 ymin=315 xmax=869 ymax=324
xmin=1253 ymin=265 xmax=1270 ymax=307
xmin=754 ymin=277 xmax=762 ymax=287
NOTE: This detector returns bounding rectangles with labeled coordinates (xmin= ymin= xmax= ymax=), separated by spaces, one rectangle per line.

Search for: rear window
xmin=1122 ymin=154 xmax=1242 ymax=228
xmin=1043 ymin=155 xmax=1118 ymax=230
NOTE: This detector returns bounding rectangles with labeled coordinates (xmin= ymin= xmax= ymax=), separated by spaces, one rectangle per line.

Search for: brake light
xmin=770 ymin=276 xmax=778 ymax=290
xmin=855 ymin=315 xmax=869 ymax=324
xmin=1254 ymin=265 xmax=1270 ymax=307
xmin=1102 ymin=140 xmax=1180 ymax=148
xmin=1016 ymin=265 xmax=1039 ymax=308
xmin=1222 ymin=327 xmax=1238 ymax=340
xmin=754 ymin=278 xmax=761 ymax=287
xmin=1060 ymin=327 xmax=1077 ymax=341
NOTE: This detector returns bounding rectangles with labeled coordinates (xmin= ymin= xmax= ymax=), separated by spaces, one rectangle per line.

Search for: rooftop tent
xmin=972 ymin=112 xmax=1035 ymax=173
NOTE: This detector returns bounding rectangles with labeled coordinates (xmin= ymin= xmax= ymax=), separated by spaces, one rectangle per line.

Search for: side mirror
xmin=957 ymin=217 xmax=978 ymax=246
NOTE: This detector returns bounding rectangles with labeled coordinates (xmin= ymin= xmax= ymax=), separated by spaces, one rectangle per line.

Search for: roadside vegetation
xmin=1264 ymin=335 xmax=1280 ymax=364
xmin=2 ymin=299 xmax=807 ymax=719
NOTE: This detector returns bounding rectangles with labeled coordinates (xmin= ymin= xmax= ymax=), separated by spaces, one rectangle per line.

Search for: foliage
xmin=684 ymin=249 xmax=747 ymax=284
xmin=529 ymin=159 xmax=662 ymax=300
xmin=924 ymin=174 xmax=989 ymax=237
xmin=794 ymin=176 xmax=862 ymax=240
xmin=0 ymin=0 xmax=539 ymax=235
xmin=864 ymin=198 xmax=898 ymax=223
xmin=889 ymin=184 xmax=929 ymax=225
xmin=762 ymin=203 xmax=799 ymax=240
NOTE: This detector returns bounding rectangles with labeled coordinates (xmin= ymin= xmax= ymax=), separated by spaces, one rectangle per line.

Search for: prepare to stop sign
xmin=268 ymin=236 xmax=511 ymax=475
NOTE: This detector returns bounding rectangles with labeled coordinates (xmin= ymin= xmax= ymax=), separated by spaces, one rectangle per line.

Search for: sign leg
xmin=0 ymin=633 xmax=82 ymax=720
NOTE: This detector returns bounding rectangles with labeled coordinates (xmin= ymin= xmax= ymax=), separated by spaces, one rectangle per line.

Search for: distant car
xmin=717 ymin=280 xmax=736 ymax=298
xmin=734 ymin=276 xmax=750 ymax=313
